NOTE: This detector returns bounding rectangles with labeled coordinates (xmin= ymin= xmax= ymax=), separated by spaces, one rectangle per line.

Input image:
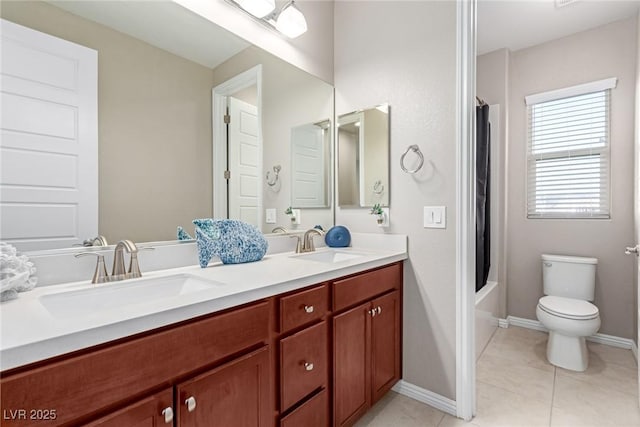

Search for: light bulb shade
xmin=275 ymin=2 xmax=307 ymax=38
xmin=235 ymin=0 xmax=275 ymax=18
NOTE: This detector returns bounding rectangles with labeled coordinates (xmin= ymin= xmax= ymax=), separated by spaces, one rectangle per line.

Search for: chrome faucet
xmin=76 ymin=239 xmax=153 ymax=284
xmin=112 ymin=240 xmax=138 ymax=280
xmin=301 ymin=229 xmax=325 ymax=253
xmin=272 ymin=226 xmax=288 ymax=233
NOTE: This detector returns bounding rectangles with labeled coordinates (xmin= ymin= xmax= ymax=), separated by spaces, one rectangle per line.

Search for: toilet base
xmin=546 ymin=331 xmax=588 ymax=372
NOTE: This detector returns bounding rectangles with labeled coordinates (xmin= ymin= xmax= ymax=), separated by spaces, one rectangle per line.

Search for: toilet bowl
xmin=536 ymin=295 xmax=600 ymax=372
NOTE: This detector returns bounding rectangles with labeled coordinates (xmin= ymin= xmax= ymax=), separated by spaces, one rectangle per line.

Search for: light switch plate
xmin=265 ymin=208 xmax=276 ymax=224
xmin=424 ymin=206 xmax=446 ymax=229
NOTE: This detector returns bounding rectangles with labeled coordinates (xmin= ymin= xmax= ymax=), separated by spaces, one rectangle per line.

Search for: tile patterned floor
xmin=354 ymin=326 xmax=640 ymax=427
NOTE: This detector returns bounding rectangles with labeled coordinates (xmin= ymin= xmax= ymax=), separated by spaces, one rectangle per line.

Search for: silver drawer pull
xmin=304 ymin=361 xmax=314 ymax=371
xmin=161 ymin=407 xmax=174 ymax=423
xmin=304 ymin=305 xmax=314 ymax=313
xmin=376 ymin=306 xmax=382 ymax=315
xmin=184 ymin=396 xmax=197 ymax=412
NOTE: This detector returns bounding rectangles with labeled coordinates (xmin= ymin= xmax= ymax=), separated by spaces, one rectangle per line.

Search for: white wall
xmin=334 ymin=1 xmax=458 ymax=399
xmin=507 ymin=17 xmax=637 ymax=339
xmin=173 ymin=0 xmax=334 ymax=84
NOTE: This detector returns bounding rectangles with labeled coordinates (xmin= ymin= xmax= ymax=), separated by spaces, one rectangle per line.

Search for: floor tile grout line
xmin=548 ymin=367 xmax=557 ymax=427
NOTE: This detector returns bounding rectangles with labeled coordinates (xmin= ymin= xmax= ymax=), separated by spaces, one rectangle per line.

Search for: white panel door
xmin=291 ymin=124 xmax=325 ymax=207
xmin=228 ymin=97 xmax=259 ymax=227
xmin=0 ymin=19 xmax=98 ymax=251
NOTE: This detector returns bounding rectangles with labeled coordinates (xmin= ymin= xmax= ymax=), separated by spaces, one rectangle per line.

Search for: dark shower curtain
xmin=476 ymin=104 xmax=491 ymax=292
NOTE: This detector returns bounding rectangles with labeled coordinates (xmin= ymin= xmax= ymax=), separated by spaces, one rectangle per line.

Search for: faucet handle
xmin=128 ymin=246 xmax=155 ymax=279
xmin=75 ymin=252 xmax=109 ymax=284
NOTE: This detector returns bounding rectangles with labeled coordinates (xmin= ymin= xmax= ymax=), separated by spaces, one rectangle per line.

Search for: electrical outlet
xmin=290 ymin=209 xmax=301 ymax=225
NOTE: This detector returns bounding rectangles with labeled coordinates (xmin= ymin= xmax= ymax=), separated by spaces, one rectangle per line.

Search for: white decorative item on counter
xmin=0 ymin=242 xmax=37 ymax=302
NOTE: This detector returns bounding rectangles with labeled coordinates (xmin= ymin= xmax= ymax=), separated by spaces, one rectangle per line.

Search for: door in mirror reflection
xmin=337 ymin=104 xmax=389 ymax=208
xmin=291 ymin=120 xmax=330 ymax=208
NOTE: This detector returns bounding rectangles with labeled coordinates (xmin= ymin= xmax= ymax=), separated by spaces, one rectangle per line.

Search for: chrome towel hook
xmin=400 ymin=145 xmax=424 ymax=174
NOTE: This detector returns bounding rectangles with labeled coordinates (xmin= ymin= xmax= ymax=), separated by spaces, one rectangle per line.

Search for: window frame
xmin=525 ymin=78 xmax=616 ymax=219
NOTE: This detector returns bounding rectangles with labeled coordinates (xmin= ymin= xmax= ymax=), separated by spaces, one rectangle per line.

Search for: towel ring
xmin=373 ymin=180 xmax=384 ymax=195
xmin=400 ymin=145 xmax=424 ymax=174
xmin=266 ymin=165 xmax=281 ymax=186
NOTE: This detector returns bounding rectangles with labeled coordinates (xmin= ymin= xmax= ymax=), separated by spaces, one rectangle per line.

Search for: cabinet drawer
xmin=280 ymin=321 xmax=327 ymax=411
xmin=280 ymin=284 xmax=328 ymax=333
xmin=83 ymin=388 xmax=173 ymax=426
xmin=333 ymin=263 xmax=401 ymax=311
xmin=0 ymin=301 xmax=269 ymax=427
xmin=280 ymin=388 xmax=328 ymax=427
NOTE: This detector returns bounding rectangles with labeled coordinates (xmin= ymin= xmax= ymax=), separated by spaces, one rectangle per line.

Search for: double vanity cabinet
xmin=0 ymin=261 xmax=402 ymax=427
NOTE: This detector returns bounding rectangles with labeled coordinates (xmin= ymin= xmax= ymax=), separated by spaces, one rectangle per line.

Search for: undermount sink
xmin=39 ymin=274 xmax=224 ymax=319
xmin=290 ymin=249 xmax=367 ymax=264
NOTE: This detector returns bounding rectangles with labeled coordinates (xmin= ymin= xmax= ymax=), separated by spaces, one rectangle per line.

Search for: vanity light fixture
xmin=275 ymin=1 xmax=307 ymax=38
xmin=234 ymin=0 xmax=275 ymax=18
xmin=229 ymin=0 xmax=308 ymax=38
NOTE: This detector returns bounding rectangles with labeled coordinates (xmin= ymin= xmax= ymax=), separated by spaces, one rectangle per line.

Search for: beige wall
xmin=334 ymin=1 xmax=458 ymax=399
xmin=507 ymin=18 xmax=637 ymax=338
xmin=477 ymin=48 xmax=510 ymax=317
xmin=211 ymin=46 xmax=334 ymax=233
xmin=1 ymin=1 xmax=215 ymax=244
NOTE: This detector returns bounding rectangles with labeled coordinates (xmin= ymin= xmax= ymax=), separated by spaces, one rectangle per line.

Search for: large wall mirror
xmin=337 ymin=104 xmax=389 ymax=208
xmin=0 ymin=0 xmax=334 ymax=252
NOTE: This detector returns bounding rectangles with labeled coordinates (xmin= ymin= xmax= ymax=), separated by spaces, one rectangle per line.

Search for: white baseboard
xmin=500 ymin=316 xmax=637 ymax=354
xmin=392 ymin=380 xmax=457 ymax=417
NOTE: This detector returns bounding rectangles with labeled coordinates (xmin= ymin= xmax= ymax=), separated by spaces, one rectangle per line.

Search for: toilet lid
xmin=538 ymin=296 xmax=599 ymax=320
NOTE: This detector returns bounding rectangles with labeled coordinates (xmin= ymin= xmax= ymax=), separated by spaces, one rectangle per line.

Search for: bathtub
xmin=475 ymin=280 xmax=500 ymax=360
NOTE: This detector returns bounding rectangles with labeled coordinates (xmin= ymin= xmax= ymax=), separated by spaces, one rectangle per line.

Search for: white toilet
xmin=535 ymin=254 xmax=600 ymax=372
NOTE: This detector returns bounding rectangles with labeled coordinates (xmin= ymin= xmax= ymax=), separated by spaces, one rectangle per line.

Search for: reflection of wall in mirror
xmin=338 ymin=128 xmax=360 ymax=206
xmin=212 ymin=46 xmax=334 ymax=233
xmin=362 ymin=108 xmax=389 ymax=207
xmin=1 ymin=1 xmax=214 ymax=245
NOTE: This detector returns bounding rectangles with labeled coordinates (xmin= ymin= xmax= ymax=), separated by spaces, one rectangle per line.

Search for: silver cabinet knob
xmin=368 ymin=308 xmax=376 ymax=317
xmin=625 ymin=245 xmax=639 ymax=255
xmin=376 ymin=306 xmax=382 ymax=315
xmin=161 ymin=407 xmax=174 ymax=424
xmin=304 ymin=305 xmax=314 ymax=313
xmin=304 ymin=362 xmax=314 ymax=371
xmin=184 ymin=396 xmax=197 ymax=412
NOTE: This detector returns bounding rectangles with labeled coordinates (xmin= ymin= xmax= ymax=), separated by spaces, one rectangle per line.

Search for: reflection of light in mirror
xmin=355 ymin=122 xmax=361 ymax=127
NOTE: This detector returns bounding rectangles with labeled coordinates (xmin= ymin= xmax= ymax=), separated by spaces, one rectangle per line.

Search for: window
xmin=526 ymin=78 xmax=616 ymax=219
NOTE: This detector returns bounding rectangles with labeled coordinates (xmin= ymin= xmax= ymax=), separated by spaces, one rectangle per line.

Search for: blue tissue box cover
xmin=325 ymin=225 xmax=351 ymax=248
xmin=192 ymin=219 xmax=268 ymax=268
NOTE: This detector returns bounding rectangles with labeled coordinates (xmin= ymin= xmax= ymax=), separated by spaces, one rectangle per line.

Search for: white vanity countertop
xmin=0 ymin=233 xmax=407 ymax=371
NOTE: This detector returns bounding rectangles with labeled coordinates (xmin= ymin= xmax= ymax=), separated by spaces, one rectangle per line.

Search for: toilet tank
xmin=541 ymin=254 xmax=598 ymax=301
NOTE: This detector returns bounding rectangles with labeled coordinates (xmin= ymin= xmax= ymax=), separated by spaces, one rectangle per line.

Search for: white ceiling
xmin=478 ymin=0 xmax=640 ymax=55
xmin=48 ymin=0 xmax=250 ymax=69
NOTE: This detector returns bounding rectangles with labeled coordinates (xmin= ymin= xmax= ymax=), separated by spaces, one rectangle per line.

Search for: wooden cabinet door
xmin=176 ymin=346 xmax=271 ymax=427
xmin=333 ymin=302 xmax=371 ymax=427
xmin=83 ymin=389 xmax=173 ymax=427
xmin=370 ymin=291 xmax=401 ymax=404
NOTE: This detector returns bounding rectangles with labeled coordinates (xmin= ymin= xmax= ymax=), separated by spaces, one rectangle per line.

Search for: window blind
xmin=527 ymin=89 xmax=611 ymax=218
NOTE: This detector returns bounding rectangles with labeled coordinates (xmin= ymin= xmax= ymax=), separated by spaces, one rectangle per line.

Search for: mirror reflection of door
xmin=227 ymin=94 xmax=258 ymax=226
xmin=337 ymin=114 xmax=362 ymax=207
xmin=226 ymin=85 xmax=260 ymax=228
